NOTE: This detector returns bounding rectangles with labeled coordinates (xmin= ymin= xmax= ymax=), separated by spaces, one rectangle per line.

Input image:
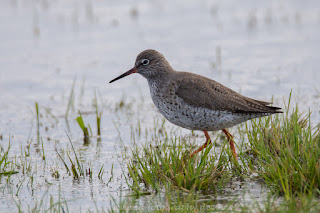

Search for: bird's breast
xmin=148 ymin=81 xmax=214 ymax=130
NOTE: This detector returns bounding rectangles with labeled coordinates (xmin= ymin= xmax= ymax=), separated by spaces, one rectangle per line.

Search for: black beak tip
xmin=109 ymin=67 xmax=137 ymax=84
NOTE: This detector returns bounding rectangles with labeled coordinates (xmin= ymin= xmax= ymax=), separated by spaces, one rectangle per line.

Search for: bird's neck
xmin=146 ymin=72 xmax=170 ymax=85
xmin=145 ymin=67 xmax=175 ymax=91
xmin=147 ymin=78 xmax=162 ymax=90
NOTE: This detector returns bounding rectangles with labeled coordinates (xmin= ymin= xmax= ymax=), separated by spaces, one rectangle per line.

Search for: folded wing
xmin=174 ymin=72 xmax=282 ymax=114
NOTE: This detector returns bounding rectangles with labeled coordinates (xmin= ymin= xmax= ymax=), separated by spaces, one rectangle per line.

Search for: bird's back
xmin=147 ymin=71 xmax=281 ymax=131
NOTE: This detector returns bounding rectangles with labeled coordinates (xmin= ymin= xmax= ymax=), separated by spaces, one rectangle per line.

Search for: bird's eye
xmin=141 ymin=59 xmax=150 ymax=66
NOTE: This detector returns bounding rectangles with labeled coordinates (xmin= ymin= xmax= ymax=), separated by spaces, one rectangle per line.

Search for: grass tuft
xmin=126 ymin=135 xmax=233 ymax=194
xmin=246 ymin=94 xmax=320 ymax=199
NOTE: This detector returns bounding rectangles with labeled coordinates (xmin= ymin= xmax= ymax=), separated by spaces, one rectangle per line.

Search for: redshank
xmin=109 ymin=49 xmax=282 ymax=160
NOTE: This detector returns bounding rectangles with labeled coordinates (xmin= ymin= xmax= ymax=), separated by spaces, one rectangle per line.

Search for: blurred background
xmin=0 ymin=0 xmax=319 ymax=211
xmin=1 ymin=0 xmax=320 ymax=120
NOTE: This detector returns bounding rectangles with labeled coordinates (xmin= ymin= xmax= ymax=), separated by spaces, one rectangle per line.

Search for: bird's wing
xmin=174 ymin=72 xmax=281 ymax=114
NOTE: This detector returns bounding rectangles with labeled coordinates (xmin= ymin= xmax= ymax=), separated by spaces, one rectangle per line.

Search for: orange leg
xmin=222 ymin=129 xmax=237 ymax=160
xmin=190 ymin=131 xmax=211 ymax=158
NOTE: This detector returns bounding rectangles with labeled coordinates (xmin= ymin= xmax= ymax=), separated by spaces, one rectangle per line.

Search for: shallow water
xmin=0 ymin=0 xmax=320 ymax=211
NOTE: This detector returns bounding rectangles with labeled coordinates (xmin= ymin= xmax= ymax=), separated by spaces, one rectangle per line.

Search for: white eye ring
xmin=141 ymin=59 xmax=150 ymax=66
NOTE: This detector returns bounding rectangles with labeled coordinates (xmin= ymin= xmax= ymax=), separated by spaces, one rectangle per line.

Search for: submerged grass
xmin=108 ymin=190 xmax=320 ymax=213
xmin=55 ymin=134 xmax=86 ymax=179
xmin=0 ymin=143 xmax=18 ymax=176
xmin=65 ymin=78 xmax=76 ymax=120
xmin=35 ymin=102 xmax=40 ymax=143
xmin=76 ymin=111 xmax=91 ymax=144
xmin=237 ymin=194 xmax=320 ymax=213
xmin=65 ymin=78 xmax=76 ymax=132
xmin=246 ymin=94 xmax=320 ymax=199
xmin=14 ymin=187 xmax=72 ymax=213
xmin=95 ymin=90 xmax=103 ymax=136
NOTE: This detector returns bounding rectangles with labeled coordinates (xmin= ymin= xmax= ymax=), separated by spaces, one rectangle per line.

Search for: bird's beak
xmin=109 ymin=67 xmax=138 ymax=83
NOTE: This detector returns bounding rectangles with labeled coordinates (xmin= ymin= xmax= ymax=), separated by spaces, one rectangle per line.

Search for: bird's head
xmin=109 ymin=49 xmax=173 ymax=83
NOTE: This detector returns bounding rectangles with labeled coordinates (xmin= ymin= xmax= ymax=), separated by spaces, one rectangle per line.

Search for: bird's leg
xmin=221 ymin=129 xmax=237 ymax=160
xmin=190 ymin=131 xmax=211 ymax=158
